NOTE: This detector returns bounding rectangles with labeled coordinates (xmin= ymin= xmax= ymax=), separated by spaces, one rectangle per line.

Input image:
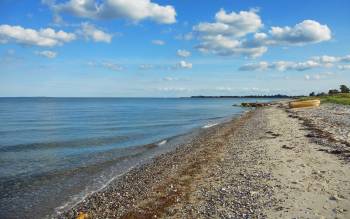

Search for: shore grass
xmin=300 ymin=93 xmax=350 ymax=105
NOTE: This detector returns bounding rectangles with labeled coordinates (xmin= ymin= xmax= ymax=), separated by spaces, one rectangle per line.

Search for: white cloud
xmin=45 ymin=0 xmax=176 ymax=24
xmin=340 ymin=55 xmax=350 ymax=63
xmin=196 ymin=34 xmax=267 ymax=58
xmin=304 ymin=72 xmax=334 ymax=81
xmin=157 ymin=87 xmax=191 ymax=92
xmin=192 ymin=11 xmax=331 ymax=58
xmin=163 ymin=77 xmax=180 ymax=81
xmin=311 ymin=55 xmax=338 ymax=64
xmin=238 ymin=61 xmax=268 ymax=71
xmin=239 ymin=54 xmax=350 ymax=72
xmin=269 ymin=61 xmax=295 ymax=71
xmin=101 ymin=62 xmax=123 ymax=71
xmin=240 ymin=60 xmax=320 ymax=71
xmin=35 ymin=50 xmax=57 ymax=58
xmin=152 ymin=40 xmax=165 ymax=45
xmin=338 ymin=65 xmax=350 ymax=70
xmin=178 ymin=60 xmax=192 ymax=69
xmin=192 ymin=9 xmax=267 ymax=58
xmin=194 ymin=9 xmax=262 ymax=38
xmin=80 ymin=23 xmax=112 ymax=43
xmin=268 ymin=20 xmax=331 ymax=45
xmin=177 ymin=49 xmax=191 ymax=57
xmin=293 ymin=60 xmax=320 ymax=71
xmin=0 ymin=24 xmax=76 ymax=47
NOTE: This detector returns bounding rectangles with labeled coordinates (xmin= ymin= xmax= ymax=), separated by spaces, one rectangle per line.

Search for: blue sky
xmin=0 ymin=0 xmax=349 ymax=97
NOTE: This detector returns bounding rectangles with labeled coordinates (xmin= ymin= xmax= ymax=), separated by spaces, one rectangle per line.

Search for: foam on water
xmin=203 ymin=123 xmax=219 ymax=128
xmin=157 ymin=139 xmax=168 ymax=146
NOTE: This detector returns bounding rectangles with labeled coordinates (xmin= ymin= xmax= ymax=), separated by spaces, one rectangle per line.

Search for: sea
xmin=0 ymin=97 xmax=278 ymax=218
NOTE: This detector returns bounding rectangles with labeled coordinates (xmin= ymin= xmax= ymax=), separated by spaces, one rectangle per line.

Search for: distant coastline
xmin=190 ymin=94 xmax=300 ymax=98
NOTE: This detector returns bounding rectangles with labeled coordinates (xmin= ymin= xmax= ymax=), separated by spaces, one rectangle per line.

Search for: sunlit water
xmin=0 ymin=97 xmax=278 ymax=218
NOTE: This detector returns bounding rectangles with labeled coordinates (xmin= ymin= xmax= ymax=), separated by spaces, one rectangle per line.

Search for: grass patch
xmin=299 ymin=93 xmax=350 ymax=105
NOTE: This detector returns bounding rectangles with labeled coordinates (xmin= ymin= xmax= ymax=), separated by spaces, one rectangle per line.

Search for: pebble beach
xmin=59 ymin=102 xmax=350 ymax=219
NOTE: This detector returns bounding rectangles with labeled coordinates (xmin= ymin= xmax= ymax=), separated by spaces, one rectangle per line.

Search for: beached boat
xmin=289 ymin=99 xmax=320 ymax=108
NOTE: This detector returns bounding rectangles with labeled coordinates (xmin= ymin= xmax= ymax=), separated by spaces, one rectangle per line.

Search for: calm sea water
xmin=0 ymin=97 xmax=277 ymax=218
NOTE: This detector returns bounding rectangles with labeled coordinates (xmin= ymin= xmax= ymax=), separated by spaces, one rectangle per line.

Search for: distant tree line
xmin=191 ymin=94 xmax=292 ymax=98
xmin=309 ymin=85 xmax=350 ymax=97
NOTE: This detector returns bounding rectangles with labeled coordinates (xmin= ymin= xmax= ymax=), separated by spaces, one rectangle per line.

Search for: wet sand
xmin=60 ymin=103 xmax=350 ymax=218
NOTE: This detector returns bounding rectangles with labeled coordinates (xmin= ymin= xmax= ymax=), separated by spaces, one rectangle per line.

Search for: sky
xmin=0 ymin=0 xmax=349 ymax=97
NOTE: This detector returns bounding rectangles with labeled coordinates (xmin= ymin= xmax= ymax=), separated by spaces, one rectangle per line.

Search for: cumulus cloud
xmin=177 ymin=49 xmax=191 ymax=57
xmin=246 ymin=20 xmax=332 ymax=49
xmin=239 ymin=54 xmax=350 ymax=72
xmin=79 ymin=23 xmax=112 ymax=43
xmin=238 ymin=61 xmax=269 ymax=71
xmin=338 ymin=65 xmax=350 ymax=70
xmin=240 ymin=60 xmax=320 ymax=71
xmin=339 ymin=55 xmax=350 ymax=63
xmin=196 ymin=34 xmax=267 ymax=58
xmin=311 ymin=55 xmax=338 ymax=64
xmin=304 ymin=72 xmax=334 ymax=81
xmin=35 ymin=50 xmax=57 ymax=58
xmin=268 ymin=20 xmax=331 ymax=45
xmin=192 ymin=9 xmax=266 ymax=58
xmin=44 ymin=0 xmax=176 ymax=24
xmin=0 ymin=24 xmax=76 ymax=47
xmin=178 ymin=60 xmax=192 ymax=69
xmin=192 ymin=8 xmax=332 ymax=58
xmin=152 ymin=40 xmax=165 ymax=45
xmin=194 ymin=9 xmax=262 ymax=38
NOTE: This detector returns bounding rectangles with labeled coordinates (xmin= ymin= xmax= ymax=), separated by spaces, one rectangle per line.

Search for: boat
xmin=289 ymin=99 xmax=320 ymax=108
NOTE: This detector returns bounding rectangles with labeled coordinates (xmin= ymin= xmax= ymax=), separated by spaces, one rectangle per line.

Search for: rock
xmin=333 ymin=207 xmax=345 ymax=213
xmin=282 ymin=145 xmax=294 ymax=149
xmin=250 ymin=191 xmax=259 ymax=196
xmin=329 ymin=195 xmax=339 ymax=201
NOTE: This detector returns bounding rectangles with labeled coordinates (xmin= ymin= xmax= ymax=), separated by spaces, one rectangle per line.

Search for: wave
xmin=202 ymin=123 xmax=219 ymax=129
xmin=0 ymin=135 xmax=132 ymax=152
xmin=157 ymin=139 xmax=167 ymax=146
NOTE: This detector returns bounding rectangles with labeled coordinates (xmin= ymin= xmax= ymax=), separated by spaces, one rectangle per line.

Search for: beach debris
xmin=76 ymin=212 xmax=89 ymax=219
xmin=240 ymin=102 xmax=271 ymax=107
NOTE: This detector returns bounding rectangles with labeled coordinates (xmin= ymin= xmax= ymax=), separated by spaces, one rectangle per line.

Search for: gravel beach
xmin=60 ymin=103 xmax=350 ymax=219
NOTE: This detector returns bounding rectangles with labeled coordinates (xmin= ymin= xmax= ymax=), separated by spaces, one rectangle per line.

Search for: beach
xmin=59 ymin=102 xmax=350 ymax=218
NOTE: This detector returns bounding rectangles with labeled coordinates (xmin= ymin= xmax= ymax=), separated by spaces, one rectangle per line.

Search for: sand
xmin=60 ymin=103 xmax=350 ymax=219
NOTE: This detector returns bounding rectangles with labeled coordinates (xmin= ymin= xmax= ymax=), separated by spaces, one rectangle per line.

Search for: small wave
xmin=157 ymin=140 xmax=167 ymax=146
xmin=0 ymin=135 xmax=131 ymax=152
xmin=202 ymin=123 xmax=219 ymax=129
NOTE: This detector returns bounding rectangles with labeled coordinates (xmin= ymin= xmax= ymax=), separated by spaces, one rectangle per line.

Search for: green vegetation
xmin=318 ymin=93 xmax=350 ymax=105
xmin=304 ymin=85 xmax=350 ymax=105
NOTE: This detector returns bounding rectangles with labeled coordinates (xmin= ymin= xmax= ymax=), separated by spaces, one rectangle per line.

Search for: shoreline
xmin=59 ymin=111 xmax=257 ymax=218
xmin=60 ymin=103 xmax=350 ymax=218
xmin=53 ymin=114 xmax=238 ymax=217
